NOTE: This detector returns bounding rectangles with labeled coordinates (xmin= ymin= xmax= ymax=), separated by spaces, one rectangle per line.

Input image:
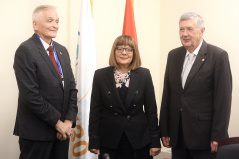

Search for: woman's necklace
xmin=114 ymin=68 xmax=131 ymax=88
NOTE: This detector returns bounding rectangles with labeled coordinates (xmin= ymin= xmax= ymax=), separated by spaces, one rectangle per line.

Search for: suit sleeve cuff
xmin=89 ymin=136 xmax=100 ymax=150
xmin=150 ymin=136 xmax=161 ymax=148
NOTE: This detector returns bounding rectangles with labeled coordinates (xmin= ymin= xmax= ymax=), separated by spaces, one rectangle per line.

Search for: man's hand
xmin=210 ymin=141 xmax=218 ymax=153
xmin=149 ymin=148 xmax=161 ymax=156
xmin=55 ymin=120 xmax=73 ymax=140
xmin=90 ymin=149 xmax=100 ymax=155
xmin=162 ymin=136 xmax=171 ymax=148
xmin=56 ymin=131 xmax=63 ymax=141
xmin=64 ymin=119 xmax=73 ymax=137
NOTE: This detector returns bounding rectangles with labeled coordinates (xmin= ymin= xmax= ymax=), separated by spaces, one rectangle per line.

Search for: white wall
xmin=0 ymin=0 xmax=238 ymax=158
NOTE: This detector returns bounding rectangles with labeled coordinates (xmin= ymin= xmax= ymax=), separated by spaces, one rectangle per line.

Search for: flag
xmin=122 ymin=0 xmax=138 ymax=45
xmin=69 ymin=0 xmax=97 ymax=158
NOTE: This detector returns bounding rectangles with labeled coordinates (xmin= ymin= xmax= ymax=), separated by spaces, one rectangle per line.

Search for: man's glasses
xmin=116 ymin=46 xmax=133 ymax=54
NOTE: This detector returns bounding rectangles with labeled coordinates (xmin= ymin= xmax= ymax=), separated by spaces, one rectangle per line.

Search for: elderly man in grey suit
xmin=13 ymin=5 xmax=78 ymax=159
xmin=159 ymin=12 xmax=232 ymax=159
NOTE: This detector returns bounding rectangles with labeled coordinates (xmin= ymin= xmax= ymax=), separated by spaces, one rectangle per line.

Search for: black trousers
xmin=19 ymin=138 xmax=69 ymax=159
xmin=172 ymin=115 xmax=216 ymax=159
xmin=99 ymin=133 xmax=152 ymax=159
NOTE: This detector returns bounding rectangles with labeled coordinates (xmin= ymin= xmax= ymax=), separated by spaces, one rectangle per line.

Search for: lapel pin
xmin=107 ymin=91 xmax=111 ymax=95
xmin=202 ymin=59 xmax=205 ymax=61
xmin=60 ymin=52 xmax=62 ymax=55
xmin=135 ymin=91 xmax=138 ymax=95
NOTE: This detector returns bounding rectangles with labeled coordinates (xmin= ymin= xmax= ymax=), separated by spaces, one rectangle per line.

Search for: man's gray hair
xmin=179 ymin=12 xmax=205 ymax=30
xmin=32 ymin=5 xmax=56 ymax=21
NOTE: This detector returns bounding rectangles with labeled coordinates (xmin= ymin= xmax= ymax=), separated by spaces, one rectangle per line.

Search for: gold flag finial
xmin=131 ymin=0 xmax=134 ymax=7
xmin=90 ymin=0 xmax=93 ymax=17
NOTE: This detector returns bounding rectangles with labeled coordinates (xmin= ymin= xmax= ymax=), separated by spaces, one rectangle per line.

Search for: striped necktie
xmin=182 ymin=53 xmax=195 ymax=88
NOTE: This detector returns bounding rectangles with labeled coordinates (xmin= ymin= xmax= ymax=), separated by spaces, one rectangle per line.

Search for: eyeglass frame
xmin=115 ymin=46 xmax=134 ymax=54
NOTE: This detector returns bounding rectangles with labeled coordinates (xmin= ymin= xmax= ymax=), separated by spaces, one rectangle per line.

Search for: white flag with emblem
xmin=69 ymin=0 xmax=97 ymax=158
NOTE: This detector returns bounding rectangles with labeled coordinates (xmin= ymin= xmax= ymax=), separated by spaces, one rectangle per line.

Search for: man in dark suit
xmin=159 ymin=12 xmax=232 ymax=159
xmin=13 ymin=5 xmax=78 ymax=159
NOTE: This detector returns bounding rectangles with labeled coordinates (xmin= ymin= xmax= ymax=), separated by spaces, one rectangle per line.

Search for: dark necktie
xmin=47 ymin=46 xmax=61 ymax=76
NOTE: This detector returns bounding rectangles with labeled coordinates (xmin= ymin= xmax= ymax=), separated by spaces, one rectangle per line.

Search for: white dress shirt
xmin=181 ymin=40 xmax=203 ymax=88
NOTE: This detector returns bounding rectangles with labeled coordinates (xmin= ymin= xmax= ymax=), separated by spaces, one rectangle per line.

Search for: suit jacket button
xmin=135 ymin=91 xmax=138 ymax=95
xmin=114 ymin=113 xmax=118 ymax=117
xmin=133 ymin=105 xmax=136 ymax=107
xmin=127 ymin=115 xmax=130 ymax=119
xmin=109 ymin=105 xmax=113 ymax=108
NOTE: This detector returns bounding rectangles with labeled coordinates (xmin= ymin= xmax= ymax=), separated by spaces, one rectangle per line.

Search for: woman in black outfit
xmin=89 ymin=35 xmax=161 ymax=159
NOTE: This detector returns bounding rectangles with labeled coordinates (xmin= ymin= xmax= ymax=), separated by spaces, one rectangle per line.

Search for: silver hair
xmin=179 ymin=12 xmax=205 ymax=30
xmin=32 ymin=5 xmax=56 ymax=21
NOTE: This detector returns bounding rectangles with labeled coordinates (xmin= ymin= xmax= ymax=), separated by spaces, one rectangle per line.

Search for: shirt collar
xmin=186 ymin=39 xmax=203 ymax=57
xmin=38 ymin=37 xmax=53 ymax=51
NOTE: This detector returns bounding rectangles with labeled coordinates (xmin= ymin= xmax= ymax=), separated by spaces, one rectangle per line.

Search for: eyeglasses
xmin=116 ymin=46 xmax=133 ymax=54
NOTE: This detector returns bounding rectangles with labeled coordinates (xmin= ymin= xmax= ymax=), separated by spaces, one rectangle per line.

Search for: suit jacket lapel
xmin=183 ymin=41 xmax=207 ymax=91
xmin=125 ymin=68 xmax=140 ymax=109
xmin=177 ymin=49 xmax=187 ymax=93
xmin=105 ymin=67 xmax=128 ymax=113
xmin=32 ymin=34 xmax=63 ymax=89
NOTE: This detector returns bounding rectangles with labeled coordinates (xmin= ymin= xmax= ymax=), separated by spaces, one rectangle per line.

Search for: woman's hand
xmin=149 ymin=148 xmax=161 ymax=156
xmin=90 ymin=149 xmax=100 ymax=155
xmin=162 ymin=136 xmax=171 ymax=148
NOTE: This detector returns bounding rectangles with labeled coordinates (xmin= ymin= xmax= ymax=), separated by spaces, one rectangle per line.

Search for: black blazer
xmin=159 ymin=41 xmax=232 ymax=150
xmin=89 ymin=67 xmax=161 ymax=150
xmin=13 ymin=34 xmax=78 ymax=141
